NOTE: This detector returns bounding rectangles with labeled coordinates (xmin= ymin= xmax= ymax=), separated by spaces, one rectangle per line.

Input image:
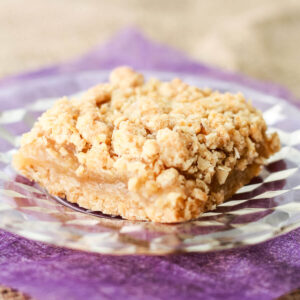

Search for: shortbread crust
xmin=13 ymin=67 xmax=280 ymax=223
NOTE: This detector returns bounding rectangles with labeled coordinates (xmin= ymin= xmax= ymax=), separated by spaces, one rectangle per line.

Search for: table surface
xmin=1 ymin=1 xmax=300 ymax=299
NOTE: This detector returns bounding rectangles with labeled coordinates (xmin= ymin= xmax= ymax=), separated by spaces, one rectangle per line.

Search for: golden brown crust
xmin=13 ymin=67 xmax=280 ymax=223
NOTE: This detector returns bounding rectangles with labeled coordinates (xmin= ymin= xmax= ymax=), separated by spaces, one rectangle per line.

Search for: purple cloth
xmin=1 ymin=28 xmax=300 ymax=300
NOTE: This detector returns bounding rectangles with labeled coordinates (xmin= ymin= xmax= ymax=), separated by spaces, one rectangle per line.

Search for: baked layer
xmin=13 ymin=148 xmax=261 ymax=222
xmin=13 ymin=67 xmax=280 ymax=223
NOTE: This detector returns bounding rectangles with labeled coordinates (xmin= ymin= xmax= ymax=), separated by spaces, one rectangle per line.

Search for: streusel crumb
xmin=13 ymin=67 xmax=280 ymax=222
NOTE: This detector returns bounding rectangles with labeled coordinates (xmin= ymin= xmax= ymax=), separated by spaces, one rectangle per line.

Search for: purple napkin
xmin=1 ymin=28 xmax=300 ymax=300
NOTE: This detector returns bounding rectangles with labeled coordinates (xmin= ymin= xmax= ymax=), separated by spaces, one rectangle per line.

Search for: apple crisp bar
xmin=13 ymin=67 xmax=280 ymax=223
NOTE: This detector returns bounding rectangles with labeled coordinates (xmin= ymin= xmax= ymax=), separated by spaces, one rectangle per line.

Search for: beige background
xmin=1 ymin=0 xmax=300 ymax=98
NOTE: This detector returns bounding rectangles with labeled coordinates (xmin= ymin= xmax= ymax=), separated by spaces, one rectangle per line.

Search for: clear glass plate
xmin=0 ymin=70 xmax=299 ymax=254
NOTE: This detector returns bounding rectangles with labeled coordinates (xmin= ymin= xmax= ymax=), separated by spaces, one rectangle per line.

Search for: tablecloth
xmin=0 ymin=28 xmax=300 ymax=300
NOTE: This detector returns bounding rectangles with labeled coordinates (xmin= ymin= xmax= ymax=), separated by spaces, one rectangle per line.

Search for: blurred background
xmin=1 ymin=0 xmax=300 ymax=96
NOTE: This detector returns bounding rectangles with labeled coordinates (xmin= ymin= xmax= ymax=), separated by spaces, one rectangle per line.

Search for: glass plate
xmin=0 ymin=70 xmax=299 ymax=254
